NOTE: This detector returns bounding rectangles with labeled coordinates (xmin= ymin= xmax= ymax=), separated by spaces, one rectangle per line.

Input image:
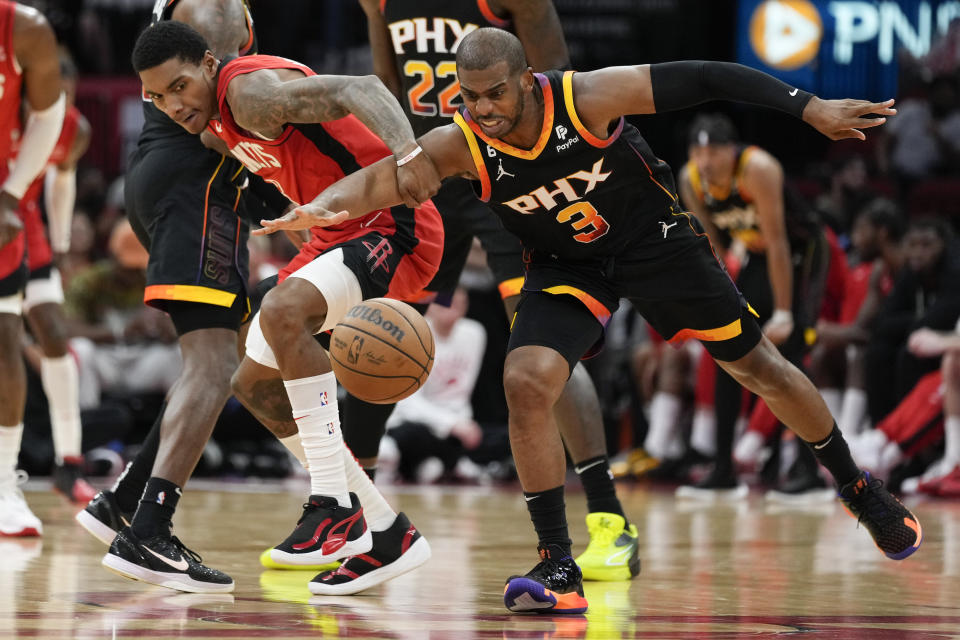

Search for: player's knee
xmin=503 ymin=351 xmax=566 ymax=411
xmin=259 ymin=283 xmax=326 ymax=345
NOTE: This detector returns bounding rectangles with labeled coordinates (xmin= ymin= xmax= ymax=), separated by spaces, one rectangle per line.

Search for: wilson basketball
xmin=329 ymin=298 xmax=434 ymax=404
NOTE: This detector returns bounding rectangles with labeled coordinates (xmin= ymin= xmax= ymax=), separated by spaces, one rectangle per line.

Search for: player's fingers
xmin=857 ymin=99 xmax=896 ymax=116
xmin=856 ymin=117 xmax=886 ymax=129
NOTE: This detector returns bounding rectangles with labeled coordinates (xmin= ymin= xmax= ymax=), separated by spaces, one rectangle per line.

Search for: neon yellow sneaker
xmin=259 ymin=548 xmax=340 ymax=572
xmin=575 ymin=513 xmax=640 ymax=581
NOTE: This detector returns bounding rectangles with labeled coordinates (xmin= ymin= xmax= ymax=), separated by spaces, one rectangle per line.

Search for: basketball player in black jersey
xmin=75 ymin=0 xmax=269 ymax=594
xmin=260 ymin=29 xmax=923 ymax=614
xmin=675 ymin=114 xmax=830 ymax=499
xmin=349 ymin=0 xmax=638 ymax=582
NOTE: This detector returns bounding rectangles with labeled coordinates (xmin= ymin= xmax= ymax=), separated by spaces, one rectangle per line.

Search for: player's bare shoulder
xmin=12 ymin=3 xmax=55 ymax=55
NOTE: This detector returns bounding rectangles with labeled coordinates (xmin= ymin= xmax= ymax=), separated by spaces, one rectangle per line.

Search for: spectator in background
xmin=380 ymin=288 xmax=487 ymax=483
xmin=816 ymin=154 xmax=874 ymax=234
xmin=864 ymin=217 xmax=960 ymax=426
xmin=64 ymin=218 xmax=180 ymax=410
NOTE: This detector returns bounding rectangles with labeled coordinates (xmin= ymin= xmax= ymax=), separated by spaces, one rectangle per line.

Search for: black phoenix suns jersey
xmin=138 ymin=0 xmax=257 ymax=148
xmin=382 ymin=0 xmax=511 ymax=136
xmin=684 ymin=146 xmax=818 ymax=253
xmin=453 ymin=70 xmax=679 ymax=260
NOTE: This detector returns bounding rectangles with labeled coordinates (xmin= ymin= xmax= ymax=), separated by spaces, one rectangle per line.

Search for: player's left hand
xmin=396 ymin=150 xmax=440 ymax=208
xmin=802 ymin=97 xmax=896 ymax=141
xmin=253 ymin=203 xmax=349 ymax=235
xmin=762 ymin=310 xmax=793 ymax=345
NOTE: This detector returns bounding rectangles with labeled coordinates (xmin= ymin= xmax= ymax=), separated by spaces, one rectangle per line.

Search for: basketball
xmin=329 ymin=298 xmax=434 ymax=404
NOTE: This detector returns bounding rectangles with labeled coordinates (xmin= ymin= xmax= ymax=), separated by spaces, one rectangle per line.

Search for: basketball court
xmin=3 ymin=478 xmax=958 ymax=639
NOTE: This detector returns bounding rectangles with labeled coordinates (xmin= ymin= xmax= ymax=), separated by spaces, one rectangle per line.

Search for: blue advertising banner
xmin=737 ymin=0 xmax=960 ymax=99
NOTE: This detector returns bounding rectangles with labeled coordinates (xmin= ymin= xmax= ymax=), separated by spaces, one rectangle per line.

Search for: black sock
xmin=805 ymin=424 xmax=861 ymax=488
xmin=574 ymin=456 xmax=625 ymax=519
xmin=114 ymin=402 xmax=166 ymax=514
xmin=363 ymin=466 xmax=377 ymax=482
xmin=131 ymin=477 xmax=181 ymax=539
xmin=523 ymin=485 xmax=571 ymax=557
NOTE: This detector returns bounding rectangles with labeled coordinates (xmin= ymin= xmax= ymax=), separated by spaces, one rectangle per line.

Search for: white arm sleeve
xmin=2 ymin=92 xmax=65 ymax=200
xmin=44 ymin=166 xmax=75 ymax=252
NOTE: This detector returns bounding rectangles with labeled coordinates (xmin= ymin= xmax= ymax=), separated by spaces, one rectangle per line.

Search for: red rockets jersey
xmin=210 ymin=54 xmax=441 ymax=250
xmin=0 ymin=0 xmax=23 ymax=164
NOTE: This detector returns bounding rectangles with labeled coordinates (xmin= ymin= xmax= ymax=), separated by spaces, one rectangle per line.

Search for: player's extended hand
xmin=0 ymin=193 xmax=23 ymax=248
xmin=253 ymin=203 xmax=349 ymax=236
xmin=396 ymin=150 xmax=440 ymax=208
xmin=802 ymin=97 xmax=896 ymax=141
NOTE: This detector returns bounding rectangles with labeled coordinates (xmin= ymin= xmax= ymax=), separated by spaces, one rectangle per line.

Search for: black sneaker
xmin=503 ymin=544 xmax=588 ymax=614
xmin=839 ymin=471 xmax=923 ymax=560
xmin=309 ymin=512 xmax=431 ymax=595
xmin=76 ymin=490 xmax=133 ymax=545
xmin=269 ymin=492 xmax=371 ymax=566
xmin=52 ymin=458 xmax=97 ymax=505
xmin=102 ymin=527 xmax=234 ymax=593
xmin=676 ymin=465 xmax=748 ymax=501
xmin=765 ymin=461 xmax=834 ymax=504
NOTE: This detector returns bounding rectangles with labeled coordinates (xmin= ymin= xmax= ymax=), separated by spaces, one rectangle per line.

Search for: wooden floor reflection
xmin=3 ymin=479 xmax=959 ymax=639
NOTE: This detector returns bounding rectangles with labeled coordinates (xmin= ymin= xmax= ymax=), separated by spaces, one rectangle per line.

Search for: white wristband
xmin=771 ymin=309 xmax=792 ymax=325
xmin=395 ymin=145 xmax=423 ymax=167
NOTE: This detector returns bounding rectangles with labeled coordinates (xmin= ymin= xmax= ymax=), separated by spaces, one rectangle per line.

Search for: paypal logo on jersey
xmin=555 ymin=125 xmax=568 ymax=140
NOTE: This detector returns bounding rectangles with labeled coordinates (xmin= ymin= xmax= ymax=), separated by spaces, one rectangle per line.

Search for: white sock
xmin=644 ymin=392 xmax=682 ymax=459
xmin=279 ymin=434 xmax=308 ymax=469
xmin=819 ymin=388 xmax=843 ymax=419
xmin=838 ymin=388 xmax=868 ymax=436
xmin=945 ymin=416 xmax=960 ymax=466
xmin=342 ymin=447 xmax=395 ymax=531
xmin=41 ymin=354 xmax=82 ymax=463
xmin=284 ymin=372 xmax=350 ymax=506
xmin=0 ymin=424 xmax=24 ymax=476
xmin=690 ymin=407 xmax=716 ymax=456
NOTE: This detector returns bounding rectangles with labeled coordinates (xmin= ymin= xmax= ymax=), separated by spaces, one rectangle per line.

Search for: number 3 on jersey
xmin=404 ymin=60 xmax=459 ymax=117
xmin=557 ymin=201 xmax=609 ymax=243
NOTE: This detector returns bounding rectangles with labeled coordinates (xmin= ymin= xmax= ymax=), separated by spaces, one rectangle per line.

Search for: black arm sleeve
xmin=649 ymin=61 xmax=814 ymax=118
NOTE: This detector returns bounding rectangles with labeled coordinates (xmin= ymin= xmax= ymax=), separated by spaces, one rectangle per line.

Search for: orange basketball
xmin=329 ymin=298 xmax=434 ymax=404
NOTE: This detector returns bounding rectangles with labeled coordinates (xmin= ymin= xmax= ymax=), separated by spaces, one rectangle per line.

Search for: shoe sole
xmin=259 ymin=548 xmax=340 ymax=572
xmin=101 ymin=553 xmax=234 ymax=594
xmin=503 ymin=577 xmax=588 ymax=614
xmin=76 ymin=509 xmax=117 ymax=546
xmin=308 ymin=536 xmax=432 ymax=596
xmin=271 ymin=529 xmax=372 ymax=566
xmin=0 ymin=527 xmax=42 ymax=537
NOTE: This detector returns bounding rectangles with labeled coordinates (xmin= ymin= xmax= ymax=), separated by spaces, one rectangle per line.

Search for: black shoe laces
xmin=169 ymin=536 xmax=203 ymax=564
xmin=848 ymin=477 xmax=895 ymax=528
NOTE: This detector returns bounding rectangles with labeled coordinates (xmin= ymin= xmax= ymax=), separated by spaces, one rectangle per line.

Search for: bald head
xmin=456 ymin=28 xmax=528 ymax=76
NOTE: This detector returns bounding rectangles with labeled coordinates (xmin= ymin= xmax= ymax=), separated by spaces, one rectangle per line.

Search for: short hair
xmin=131 ymin=20 xmax=209 ymax=73
xmin=857 ymin=198 xmax=904 ymax=241
xmin=688 ymin=113 xmax=738 ymax=147
xmin=456 ymin=28 xmax=527 ymax=76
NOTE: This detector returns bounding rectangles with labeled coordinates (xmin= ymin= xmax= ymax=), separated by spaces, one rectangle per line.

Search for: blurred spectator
xmin=816 ymin=155 xmax=874 ymax=234
xmin=864 ymin=217 xmax=960 ymax=424
xmin=63 ymin=218 xmax=180 ymax=409
xmin=380 ymin=288 xmax=488 ymax=483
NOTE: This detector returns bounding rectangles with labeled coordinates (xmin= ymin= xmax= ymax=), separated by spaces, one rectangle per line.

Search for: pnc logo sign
xmin=749 ymin=0 xmax=823 ymax=70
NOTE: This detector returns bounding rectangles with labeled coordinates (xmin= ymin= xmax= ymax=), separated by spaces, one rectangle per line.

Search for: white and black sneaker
xmin=76 ymin=490 xmax=132 ymax=545
xmin=102 ymin=527 xmax=234 ymax=593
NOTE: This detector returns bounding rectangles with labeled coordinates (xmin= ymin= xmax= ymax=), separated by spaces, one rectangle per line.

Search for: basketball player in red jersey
xmin=130 ymin=19 xmax=441 ymax=595
xmin=352 ymin=0 xmax=640 ymax=583
xmin=262 ymin=29 xmax=922 ymax=613
xmin=17 ymin=54 xmax=94 ymax=505
xmin=0 ymin=1 xmax=66 ymax=538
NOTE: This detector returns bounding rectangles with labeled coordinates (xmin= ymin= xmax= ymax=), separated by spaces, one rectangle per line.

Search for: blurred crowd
xmin=12 ymin=1 xmax=960 ymax=500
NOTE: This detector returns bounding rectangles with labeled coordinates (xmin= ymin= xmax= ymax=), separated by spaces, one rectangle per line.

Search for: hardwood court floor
xmin=2 ymin=478 xmax=959 ymax=639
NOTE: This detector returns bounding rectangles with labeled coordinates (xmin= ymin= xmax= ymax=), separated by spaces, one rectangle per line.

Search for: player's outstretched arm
xmin=502 ymin=0 xmax=570 ymax=71
xmin=254 ymin=124 xmax=476 ymax=235
xmin=229 ymin=71 xmax=439 ymax=206
xmin=571 ymin=62 xmax=896 ymax=141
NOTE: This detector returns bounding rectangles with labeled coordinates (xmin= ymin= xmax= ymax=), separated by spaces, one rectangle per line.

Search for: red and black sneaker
xmin=269 ymin=492 xmax=371 ymax=566
xmin=839 ymin=471 xmax=923 ymax=560
xmin=309 ymin=512 xmax=431 ymax=595
xmin=53 ymin=458 xmax=97 ymax=504
xmin=503 ymin=544 xmax=588 ymax=614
